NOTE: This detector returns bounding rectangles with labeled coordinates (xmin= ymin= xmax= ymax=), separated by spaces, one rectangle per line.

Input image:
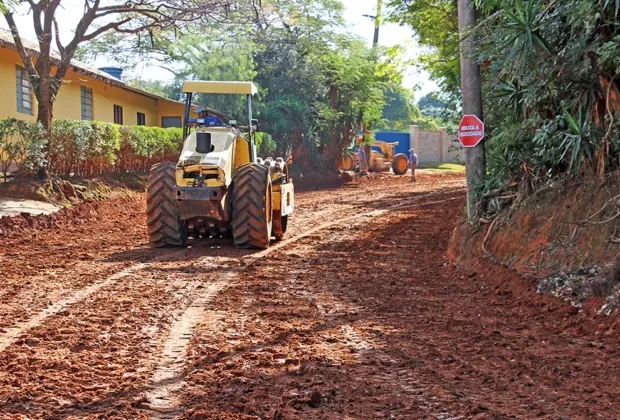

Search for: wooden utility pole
xmin=458 ymin=0 xmax=486 ymax=220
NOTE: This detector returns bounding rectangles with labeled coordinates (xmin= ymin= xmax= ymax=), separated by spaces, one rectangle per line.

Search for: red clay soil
xmin=0 ymin=171 xmax=617 ymax=419
xmin=179 ymin=193 xmax=620 ymax=419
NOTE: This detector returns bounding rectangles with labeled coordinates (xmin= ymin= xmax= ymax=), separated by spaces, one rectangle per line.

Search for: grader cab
xmin=146 ymin=81 xmax=294 ymax=249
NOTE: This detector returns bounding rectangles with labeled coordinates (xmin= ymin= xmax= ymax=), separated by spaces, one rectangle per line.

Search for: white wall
xmin=410 ymin=125 xmax=462 ymax=164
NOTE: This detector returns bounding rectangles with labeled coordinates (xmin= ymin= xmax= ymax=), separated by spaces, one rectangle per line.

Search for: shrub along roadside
xmin=0 ymin=118 xmax=45 ymax=181
xmin=0 ymin=118 xmax=184 ymax=178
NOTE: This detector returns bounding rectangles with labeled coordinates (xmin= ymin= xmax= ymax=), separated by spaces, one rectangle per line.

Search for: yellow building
xmin=0 ymin=29 xmax=186 ymax=128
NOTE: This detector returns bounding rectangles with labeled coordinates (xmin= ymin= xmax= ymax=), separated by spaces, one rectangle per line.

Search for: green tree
xmin=388 ymin=0 xmax=460 ymax=98
xmin=125 ymin=79 xmax=183 ymax=101
xmin=0 ymin=0 xmax=206 ymax=132
xmin=418 ymin=93 xmax=446 ymax=117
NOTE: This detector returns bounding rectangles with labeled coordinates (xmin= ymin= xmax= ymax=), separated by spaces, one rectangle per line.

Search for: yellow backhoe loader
xmin=340 ymin=137 xmax=408 ymax=175
xmin=146 ymin=81 xmax=294 ymax=249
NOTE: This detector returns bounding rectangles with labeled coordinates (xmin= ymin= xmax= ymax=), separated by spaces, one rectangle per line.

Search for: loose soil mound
xmin=0 ymin=173 xmax=146 ymax=205
xmin=0 ymin=170 xmax=424 ymax=239
xmin=0 ymin=174 xmax=145 ymax=237
xmin=0 ymin=195 xmax=141 ymax=238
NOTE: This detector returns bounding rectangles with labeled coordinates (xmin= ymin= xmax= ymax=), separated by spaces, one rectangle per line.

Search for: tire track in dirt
xmin=0 ymin=172 xmax=460 ymax=330
xmin=146 ymin=269 xmax=237 ymax=418
xmin=144 ymin=187 xmax=466 ymax=418
xmin=0 ymin=261 xmax=134 ymax=329
xmin=247 ymin=188 xmax=464 ymax=266
xmin=0 ymin=263 xmax=146 ymax=353
xmin=0 ymin=248 xmax=189 ymax=354
xmin=0 ymin=250 xmax=243 ymax=418
xmin=338 ymin=324 xmax=465 ymax=420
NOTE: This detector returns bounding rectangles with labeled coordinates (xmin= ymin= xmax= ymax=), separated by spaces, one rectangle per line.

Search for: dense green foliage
xmin=418 ymin=94 xmax=448 ymax=118
xmin=375 ymin=87 xmax=441 ymax=131
xmin=0 ymin=118 xmax=187 ymax=177
xmin=476 ymin=0 xmax=620 ymax=190
xmin=389 ymin=0 xmax=460 ymax=98
xmin=0 ymin=118 xmax=45 ymax=180
xmin=47 ymin=120 xmax=184 ymax=175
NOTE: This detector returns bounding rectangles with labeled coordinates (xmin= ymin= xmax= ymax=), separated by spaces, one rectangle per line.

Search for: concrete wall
xmin=409 ymin=125 xmax=462 ymax=164
xmin=0 ymin=48 xmax=185 ymax=127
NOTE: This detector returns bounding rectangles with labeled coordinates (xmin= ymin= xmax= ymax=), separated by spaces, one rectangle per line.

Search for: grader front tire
xmin=146 ymin=162 xmax=188 ymax=248
xmin=231 ymin=163 xmax=273 ymax=249
xmin=392 ymin=153 xmax=409 ymax=175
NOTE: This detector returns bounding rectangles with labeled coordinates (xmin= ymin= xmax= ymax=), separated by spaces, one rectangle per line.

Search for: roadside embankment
xmin=448 ymin=174 xmax=620 ymax=315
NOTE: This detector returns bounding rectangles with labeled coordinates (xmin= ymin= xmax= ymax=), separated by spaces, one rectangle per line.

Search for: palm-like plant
xmin=258 ymin=94 xmax=317 ymax=162
xmin=500 ymin=0 xmax=553 ymax=75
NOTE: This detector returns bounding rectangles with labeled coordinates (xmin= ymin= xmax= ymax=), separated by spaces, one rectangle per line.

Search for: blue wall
xmin=375 ymin=131 xmax=411 ymax=156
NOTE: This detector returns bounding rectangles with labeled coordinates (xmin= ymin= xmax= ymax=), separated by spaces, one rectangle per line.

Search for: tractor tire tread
xmin=231 ymin=163 xmax=272 ymax=249
xmin=146 ymin=162 xmax=187 ymax=247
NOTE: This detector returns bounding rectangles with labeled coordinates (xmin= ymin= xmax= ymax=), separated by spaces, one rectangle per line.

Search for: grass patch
xmin=418 ymin=162 xmax=465 ymax=172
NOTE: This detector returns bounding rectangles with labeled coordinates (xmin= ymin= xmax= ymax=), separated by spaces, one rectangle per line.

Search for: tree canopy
xmin=474 ymin=0 xmax=620 ymax=191
xmin=80 ymin=0 xmax=427 ymax=168
xmin=390 ymin=0 xmax=620 ymax=196
xmin=388 ymin=0 xmax=460 ymax=98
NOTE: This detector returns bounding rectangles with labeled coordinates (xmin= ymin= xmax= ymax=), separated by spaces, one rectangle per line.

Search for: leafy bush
xmin=1 ymin=118 xmax=184 ymax=177
xmin=0 ymin=118 xmax=45 ymax=180
xmin=255 ymin=132 xmax=277 ymax=156
xmin=475 ymin=0 xmax=620 ymax=192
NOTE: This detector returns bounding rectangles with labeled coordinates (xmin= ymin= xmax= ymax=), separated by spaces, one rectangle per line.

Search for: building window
xmin=137 ymin=112 xmax=146 ymax=126
xmin=81 ymin=86 xmax=93 ymax=120
xmin=113 ymin=105 xmax=123 ymax=125
xmin=16 ymin=66 xmax=34 ymax=115
xmin=161 ymin=116 xmax=182 ymax=128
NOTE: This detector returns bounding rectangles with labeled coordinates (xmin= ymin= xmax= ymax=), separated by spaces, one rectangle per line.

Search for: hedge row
xmin=0 ymin=118 xmax=184 ymax=178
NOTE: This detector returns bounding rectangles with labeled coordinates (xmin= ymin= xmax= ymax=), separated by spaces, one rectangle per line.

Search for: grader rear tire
xmin=231 ymin=163 xmax=273 ymax=249
xmin=392 ymin=153 xmax=408 ymax=175
xmin=146 ymin=162 xmax=187 ymax=247
xmin=341 ymin=155 xmax=355 ymax=171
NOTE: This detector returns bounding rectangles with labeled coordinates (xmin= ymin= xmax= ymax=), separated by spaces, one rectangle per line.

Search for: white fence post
xmin=439 ymin=127 xmax=448 ymax=163
xmin=409 ymin=125 xmax=420 ymax=155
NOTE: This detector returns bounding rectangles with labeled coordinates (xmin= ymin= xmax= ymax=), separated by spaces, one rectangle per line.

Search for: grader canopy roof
xmin=182 ymin=81 xmax=258 ymax=95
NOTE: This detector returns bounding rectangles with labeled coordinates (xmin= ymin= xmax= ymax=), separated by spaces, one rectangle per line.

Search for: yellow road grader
xmin=146 ymin=81 xmax=294 ymax=249
xmin=340 ymin=137 xmax=408 ymax=175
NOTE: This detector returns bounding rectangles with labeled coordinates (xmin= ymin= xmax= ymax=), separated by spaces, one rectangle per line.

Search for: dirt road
xmin=0 ymin=173 xmax=618 ymax=419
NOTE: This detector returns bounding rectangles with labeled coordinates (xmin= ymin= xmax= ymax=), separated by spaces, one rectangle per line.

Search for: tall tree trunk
xmin=37 ymin=96 xmax=53 ymax=132
xmin=35 ymin=74 xmax=54 ymax=179
xmin=322 ymin=83 xmax=340 ymax=169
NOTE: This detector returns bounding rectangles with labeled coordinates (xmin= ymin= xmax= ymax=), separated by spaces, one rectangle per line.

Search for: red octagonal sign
xmin=458 ymin=114 xmax=485 ymax=147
